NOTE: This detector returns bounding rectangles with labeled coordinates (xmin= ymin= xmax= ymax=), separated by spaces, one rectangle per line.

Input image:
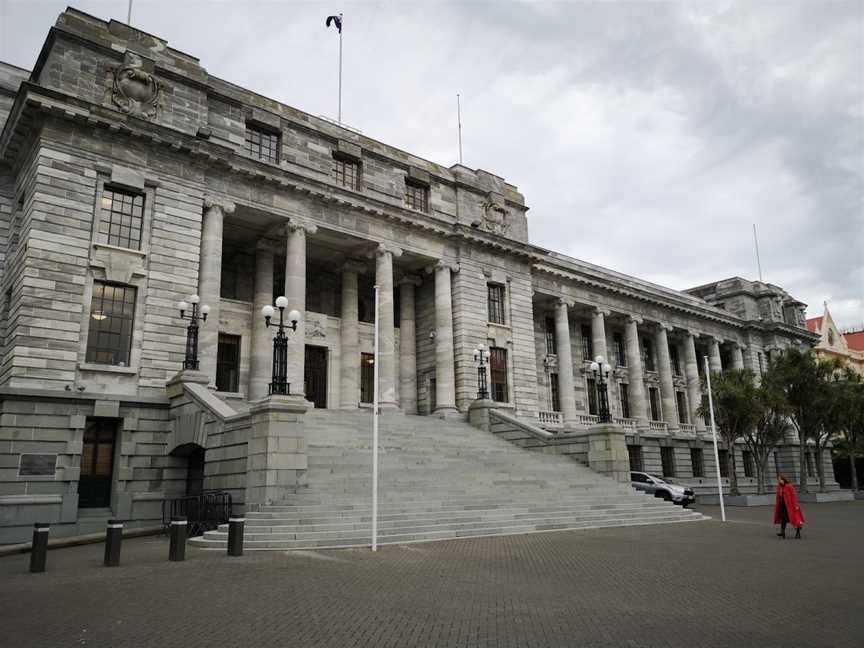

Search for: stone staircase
xmin=191 ymin=409 xmax=706 ymax=550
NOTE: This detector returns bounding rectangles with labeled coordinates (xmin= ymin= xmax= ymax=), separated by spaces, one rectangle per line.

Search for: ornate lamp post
xmin=473 ymin=343 xmax=490 ymax=400
xmin=177 ymin=294 xmax=210 ymax=370
xmin=261 ymin=296 xmax=301 ymax=396
xmin=589 ymin=355 xmax=612 ymax=423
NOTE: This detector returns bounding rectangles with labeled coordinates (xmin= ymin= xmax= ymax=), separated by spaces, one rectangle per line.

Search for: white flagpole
xmin=704 ymin=355 xmax=726 ymax=522
xmin=753 ymin=223 xmax=763 ymax=282
xmin=338 ymin=13 xmax=343 ymax=125
xmin=457 ymin=94 xmax=463 ymax=164
xmin=372 ymin=284 xmax=380 ymax=550
xmin=127 ymin=0 xmax=133 ymax=23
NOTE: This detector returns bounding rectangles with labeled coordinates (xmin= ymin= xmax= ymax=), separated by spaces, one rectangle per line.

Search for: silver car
xmin=631 ymin=471 xmax=695 ymax=507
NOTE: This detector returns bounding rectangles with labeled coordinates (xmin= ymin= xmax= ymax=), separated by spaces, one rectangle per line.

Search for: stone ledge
xmin=799 ymin=491 xmax=855 ymax=503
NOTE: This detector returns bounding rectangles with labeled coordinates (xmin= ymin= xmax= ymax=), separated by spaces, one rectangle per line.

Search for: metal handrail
xmin=161 ymin=491 xmax=232 ymax=537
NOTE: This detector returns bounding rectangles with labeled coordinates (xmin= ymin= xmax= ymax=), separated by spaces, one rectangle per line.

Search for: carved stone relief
xmin=109 ymin=52 xmax=162 ymax=119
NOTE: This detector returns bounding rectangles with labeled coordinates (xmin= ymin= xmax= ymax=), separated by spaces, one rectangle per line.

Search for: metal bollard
xmin=29 ymin=523 xmax=50 ymax=573
xmin=227 ymin=516 xmax=245 ymax=557
xmin=168 ymin=516 xmax=187 ymax=562
xmin=104 ymin=519 xmax=123 ymax=567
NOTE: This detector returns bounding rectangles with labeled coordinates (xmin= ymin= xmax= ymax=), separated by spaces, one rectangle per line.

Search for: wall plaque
xmin=19 ymin=454 xmax=57 ymax=477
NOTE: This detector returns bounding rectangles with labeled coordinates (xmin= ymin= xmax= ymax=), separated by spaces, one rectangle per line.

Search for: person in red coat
xmin=774 ymin=475 xmax=805 ymax=539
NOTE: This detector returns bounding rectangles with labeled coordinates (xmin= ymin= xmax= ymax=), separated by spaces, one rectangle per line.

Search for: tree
xmin=698 ymin=368 xmax=761 ymax=496
xmin=745 ymin=373 xmax=789 ymax=495
xmin=829 ymin=368 xmax=864 ymax=492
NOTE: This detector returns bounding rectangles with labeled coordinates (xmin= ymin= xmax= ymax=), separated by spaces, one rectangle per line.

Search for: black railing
xmin=162 ymin=491 xmax=232 ymax=538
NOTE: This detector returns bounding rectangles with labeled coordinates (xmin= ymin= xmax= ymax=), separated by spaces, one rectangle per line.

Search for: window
xmin=642 ymin=338 xmax=655 ymax=371
xmin=614 ymin=332 xmax=626 ymax=367
xmin=670 ymin=345 xmax=681 ymax=376
xmin=100 ymin=188 xmax=144 ymax=250
xmin=490 ymin=347 xmax=508 ymax=403
xmin=661 ymin=447 xmax=676 ymax=478
xmin=405 ymin=182 xmax=428 ymax=212
xmin=333 ymin=155 xmax=360 ymax=190
xmin=86 ymin=282 xmax=136 ymax=366
xmin=550 ymin=373 xmax=560 ymax=412
xmin=544 ymin=317 xmax=556 ymax=355
xmin=216 ymin=334 xmax=241 ymax=392
xmin=361 ymin=353 xmax=374 ymax=403
xmin=720 ymin=349 xmax=732 ymax=371
xmin=806 ymin=451 xmax=816 ymax=478
xmin=619 ymin=383 xmax=630 ymax=419
xmin=487 ymin=284 xmax=505 ymax=324
xmin=245 ymin=124 xmax=280 ymax=163
xmin=718 ymin=449 xmax=729 ymax=478
xmin=581 ymin=325 xmax=592 ymax=361
xmin=586 ymin=378 xmax=598 ymax=415
xmin=691 ymin=448 xmax=705 ymax=477
xmin=676 ymin=391 xmax=688 ymax=424
xmin=627 ymin=445 xmax=644 ymax=472
xmin=742 ymin=450 xmax=755 ymax=478
xmin=648 ymin=387 xmax=661 ymax=421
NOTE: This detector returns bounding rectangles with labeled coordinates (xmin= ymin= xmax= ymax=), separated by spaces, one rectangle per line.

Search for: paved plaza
xmin=1 ymin=502 xmax=862 ymax=648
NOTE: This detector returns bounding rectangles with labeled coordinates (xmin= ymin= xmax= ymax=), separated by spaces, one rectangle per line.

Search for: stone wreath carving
xmin=480 ymin=193 xmax=510 ymax=235
xmin=110 ymin=52 xmax=161 ymax=119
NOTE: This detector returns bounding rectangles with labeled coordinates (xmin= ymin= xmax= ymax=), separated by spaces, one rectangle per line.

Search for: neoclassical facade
xmin=0 ymin=10 xmax=830 ymax=541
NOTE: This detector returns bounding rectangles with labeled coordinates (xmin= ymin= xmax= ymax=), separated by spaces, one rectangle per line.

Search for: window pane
xmin=487 ymin=284 xmax=505 ymax=324
xmin=102 ymin=188 xmax=144 ymax=250
xmin=86 ymin=282 xmax=136 ymax=366
xmin=245 ymin=125 xmax=280 ymax=163
xmin=490 ymin=347 xmax=508 ymax=403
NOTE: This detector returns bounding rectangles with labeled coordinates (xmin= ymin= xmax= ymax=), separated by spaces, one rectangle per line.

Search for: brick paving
xmin=1 ymin=501 xmax=862 ymax=648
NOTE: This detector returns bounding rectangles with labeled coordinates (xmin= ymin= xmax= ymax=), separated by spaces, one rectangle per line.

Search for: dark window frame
xmin=670 ymin=345 xmax=681 ymax=376
xmin=581 ymin=325 xmax=593 ymax=361
xmin=100 ymin=186 xmax=145 ymax=250
xmin=490 ymin=346 xmax=508 ymax=403
xmin=619 ymin=383 xmax=630 ymax=419
xmin=245 ymin=123 xmax=281 ymax=163
xmin=614 ymin=332 xmax=626 ymax=367
xmin=718 ymin=449 xmax=730 ymax=478
xmin=333 ymin=154 xmax=361 ymax=190
xmin=361 ymin=353 xmax=374 ymax=404
xmin=216 ymin=334 xmax=241 ymax=392
xmin=86 ymin=282 xmax=136 ymax=366
xmin=544 ymin=316 xmax=556 ymax=355
xmin=742 ymin=450 xmax=755 ymax=478
xmin=404 ymin=181 xmax=429 ymax=212
xmin=487 ymin=284 xmax=506 ymax=325
xmin=648 ymin=387 xmax=661 ymax=421
xmin=691 ymin=448 xmax=705 ymax=477
xmin=676 ymin=391 xmax=688 ymax=424
xmin=586 ymin=378 xmax=598 ymax=415
xmin=642 ymin=338 xmax=655 ymax=372
xmin=627 ymin=445 xmax=644 ymax=472
xmin=550 ymin=373 xmax=560 ymax=412
xmin=661 ymin=446 xmax=676 ymax=478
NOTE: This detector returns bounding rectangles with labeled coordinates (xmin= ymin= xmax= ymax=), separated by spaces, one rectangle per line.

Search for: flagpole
xmin=338 ymin=13 xmax=343 ymax=125
xmin=457 ymin=94 xmax=463 ymax=164
xmin=752 ymin=223 xmax=763 ymax=282
xmin=704 ymin=355 xmax=726 ymax=522
xmin=127 ymin=0 xmax=133 ymax=23
xmin=372 ymin=284 xmax=380 ymax=551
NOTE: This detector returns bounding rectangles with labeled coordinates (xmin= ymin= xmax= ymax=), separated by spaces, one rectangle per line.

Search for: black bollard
xmin=168 ymin=516 xmax=187 ymax=562
xmin=227 ymin=516 xmax=245 ymax=557
xmin=104 ymin=519 xmax=123 ymax=567
xmin=29 ymin=523 xmax=50 ymax=573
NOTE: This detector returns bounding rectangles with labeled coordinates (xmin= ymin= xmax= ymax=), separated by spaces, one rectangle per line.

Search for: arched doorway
xmin=170 ymin=443 xmax=205 ymax=496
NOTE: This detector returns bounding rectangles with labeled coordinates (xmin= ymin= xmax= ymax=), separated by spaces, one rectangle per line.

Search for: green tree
xmin=829 ymin=368 xmax=864 ymax=492
xmin=746 ymin=372 xmax=789 ymax=495
xmin=698 ymin=368 xmax=761 ymax=496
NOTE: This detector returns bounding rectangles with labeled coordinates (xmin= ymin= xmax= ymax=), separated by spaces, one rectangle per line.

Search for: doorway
xmin=304 ymin=345 xmax=328 ymax=408
xmin=360 ymin=352 xmax=374 ymax=404
xmin=78 ymin=420 xmax=117 ymax=508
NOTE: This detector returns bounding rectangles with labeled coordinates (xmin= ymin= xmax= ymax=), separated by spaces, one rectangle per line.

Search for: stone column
xmin=654 ymin=324 xmax=677 ymax=431
xmin=624 ymin=315 xmax=648 ymax=425
xmin=375 ymin=244 xmax=402 ymax=409
xmin=554 ymin=298 xmax=578 ymax=424
xmin=732 ymin=343 xmax=745 ymax=370
xmin=398 ymin=275 xmax=421 ymax=414
xmin=709 ymin=338 xmax=722 ymax=373
xmin=591 ymin=307 xmax=609 ymax=363
xmin=284 ymin=221 xmax=316 ymax=397
xmin=339 ymin=260 xmax=365 ymax=408
xmin=198 ymin=197 xmax=234 ymax=385
xmin=431 ymin=261 xmax=458 ymax=415
xmin=684 ymin=331 xmax=705 ymax=432
xmin=248 ymin=241 xmax=275 ymax=401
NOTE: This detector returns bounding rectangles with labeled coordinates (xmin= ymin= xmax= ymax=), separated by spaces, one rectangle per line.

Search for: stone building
xmin=806 ymin=304 xmax=864 ymax=376
xmin=0 ymin=9 xmax=831 ymax=543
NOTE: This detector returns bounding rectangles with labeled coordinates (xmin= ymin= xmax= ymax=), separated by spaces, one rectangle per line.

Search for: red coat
xmin=773 ymin=483 xmax=805 ymax=528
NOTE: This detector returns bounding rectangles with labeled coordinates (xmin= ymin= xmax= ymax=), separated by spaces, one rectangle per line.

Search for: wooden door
xmin=78 ymin=420 xmax=116 ymax=508
xmin=304 ymin=345 xmax=328 ymax=409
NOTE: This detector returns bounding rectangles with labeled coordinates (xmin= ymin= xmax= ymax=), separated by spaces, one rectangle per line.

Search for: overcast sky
xmin=2 ymin=0 xmax=862 ymax=329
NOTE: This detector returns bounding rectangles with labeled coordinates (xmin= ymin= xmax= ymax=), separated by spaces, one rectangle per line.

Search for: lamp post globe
xmin=263 ymin=297 xmax=301 ymax=395
xmin=473 ymin=343 xmax=489 ymax=400
xmin=591 ymin=355 xmax=612 ymax=423
xmin=178 ymin=294 xmax=209 ymax=370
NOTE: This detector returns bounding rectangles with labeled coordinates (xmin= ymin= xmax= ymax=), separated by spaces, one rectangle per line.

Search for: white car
xmin=631 ymin=471 xmax=695 ymax=507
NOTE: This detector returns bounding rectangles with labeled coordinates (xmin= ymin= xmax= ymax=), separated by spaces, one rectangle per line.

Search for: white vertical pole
xmin=457 ymin=94 xmax=463 ymax=165
xmin=372 ymin=285 xmax=380 ymax=550
xmin=753 ymin=224 xmax=763 ymax=282
xmin=127 ymin=0 xmax=133 ymax=23
xmin=338 ymin=13 xmax=343 ymax=125
xmin=704 ymin=355 xmax=726 ymax=522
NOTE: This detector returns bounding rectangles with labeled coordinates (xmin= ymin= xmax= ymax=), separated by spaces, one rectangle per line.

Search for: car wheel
xmin=657 ymin=490 xmax=672 ymax=502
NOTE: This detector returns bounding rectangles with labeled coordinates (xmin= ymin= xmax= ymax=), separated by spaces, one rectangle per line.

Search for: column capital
xmin=685 ymin=328 xmax=701 ymax=339
xmin=592 ymin=306 xmax=611 ymax=317
xmin=203 ymin=196 xmax=235 ymax=215
xmin=285 ymin=219 xmax=317 ymax=236
xmin=654 ymin=322 xmax=674 ymax=333
xmin=341 ymin=259 xmax=367 ymax=274
xmin=398 ymin=274 xmax=422 ymax=287
xmin=425 ymin=260 xmax=459 ymax=275
xmin=374 ymin=243 xmax=403 ymax=259
xmin=557 ymin=297 xmax=574 ymax=309
xmin=627 ymin=314 xmax=643 ymax=325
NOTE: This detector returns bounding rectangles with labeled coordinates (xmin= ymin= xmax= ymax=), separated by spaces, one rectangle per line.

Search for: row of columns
xmin=552 ymin=299 xmax=749 ymax=432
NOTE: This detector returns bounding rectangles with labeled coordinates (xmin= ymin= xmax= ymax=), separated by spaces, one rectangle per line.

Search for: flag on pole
xmin=326 ymin=14 xmax=342 ymax=33
xmin=326 ymin=13 xmax=344 ymax=124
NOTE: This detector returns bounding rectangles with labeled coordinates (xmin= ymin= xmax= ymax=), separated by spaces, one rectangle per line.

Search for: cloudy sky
xmin=2 ymin=0 xmax=862 ymax=328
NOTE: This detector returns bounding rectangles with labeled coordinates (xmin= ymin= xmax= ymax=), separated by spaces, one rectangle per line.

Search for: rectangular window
xmin=333 ymin=155 xmax=360 ymax=190
xmin=627 ymin=445 xmax=643 ymax=472
xmin=742 ymin=450 xmax=755 ymax=478
xmin=581 ymin=325 xmax=593 ymax=361
xmin=100 ymin=188 xmax=144 ymax=250
xmin=586 ymin=378 xmax=598 ymax=415
xmin=721 ymin=349 xmax=732 ymax=371
xmin=245 ymin=124 xmax=280 ymax=163
xmin=619 ymin=383 xmax=630 ymax=419
xmin=670 ymin=345 xmax=681 ymax=376
xmin=661 ymin=447 xmax=676 ymax=478
xmin=487 ymin=284 xmax=505 ymax=325
xmin=718 ymin=449 xmax=729 ymax=478
xmin=642 ymin=338 xmax=655 ymax=372
xmin=691 ymin=448 xmax=705 ymax=477
xmin=405 ymin=182 xmax=428 ymax=212
xmin=648 ymin=387 xmax=661 ymax=421
xmin=614 ymin=332 xmax=626 ymax=367
xmin=215 ymin=334 xmax=241 ymax=392
xmin=676 ymin=391 xmax=688 ymax=424
xmin=806 ymin=451 xmax=816 ymax=478
xmin=550 ymin=373 xmax=560 ymax=412
xmin=361 ymin=353 xmax=374 ymax=403
xmin=545 ymin=316 xmax=556 ymax=355
xmin=490 ymin=347 xmax=508 ymax=403
xmin=86 ymin=282 xmax=136 ymax=366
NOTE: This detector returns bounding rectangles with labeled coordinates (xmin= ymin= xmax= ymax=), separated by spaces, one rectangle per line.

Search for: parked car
xmin=630 ymin=471 xmax=695 ymax=507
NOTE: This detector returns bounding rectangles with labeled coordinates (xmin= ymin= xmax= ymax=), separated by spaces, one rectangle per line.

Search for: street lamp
xmin=473 ymin=343 xmax=490 ymax=400
xmin=261 ymin=296 xmax=301 ymax=395
xmin=589 ymin=355 xmax=612 ymax=423
xmin=177 ymin=294 xmax=210 ymax=370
